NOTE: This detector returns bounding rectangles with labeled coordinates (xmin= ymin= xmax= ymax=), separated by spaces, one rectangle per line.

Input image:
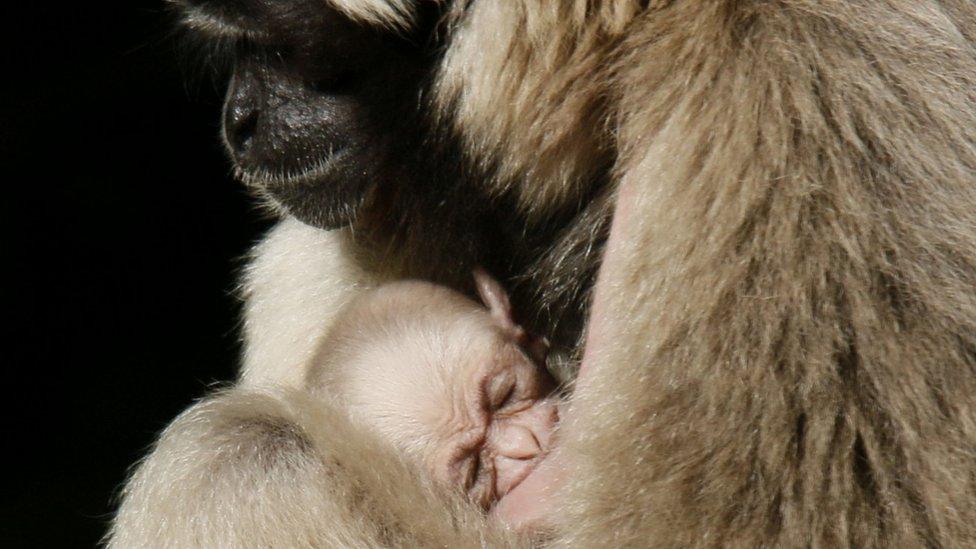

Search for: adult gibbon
xmin=110 ymin=1 xmax=976 ymax=547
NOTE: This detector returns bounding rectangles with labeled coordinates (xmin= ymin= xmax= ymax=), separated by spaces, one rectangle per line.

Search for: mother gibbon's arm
xmin=557 ymin=3 xmax=976 ymax=547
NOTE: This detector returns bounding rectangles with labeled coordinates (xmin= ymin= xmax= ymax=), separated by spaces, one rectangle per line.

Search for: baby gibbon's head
xmin=308 ymin=272 xmax=559 ymax=509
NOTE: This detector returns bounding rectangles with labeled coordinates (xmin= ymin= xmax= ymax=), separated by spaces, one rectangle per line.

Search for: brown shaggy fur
xmin=439 ymin=0 xmax=976 ymax=546
xmin=454 ymin=1 xmax=976 ymax=546
xmin=111 ymin=1 xmax=976 ymax=547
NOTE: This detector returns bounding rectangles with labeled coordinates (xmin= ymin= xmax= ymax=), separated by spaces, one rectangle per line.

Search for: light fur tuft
xmin=327 ymin=0 xmax=414 ymax=30
xmin=108 ymin=386 xmax=525 ymax=548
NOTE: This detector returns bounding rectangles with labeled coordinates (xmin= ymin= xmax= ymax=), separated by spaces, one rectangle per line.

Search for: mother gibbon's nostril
xmin=225 ymin=106 xmax=259 ymax=158
xmin=223 ymin=66 xmax=265 ymax=160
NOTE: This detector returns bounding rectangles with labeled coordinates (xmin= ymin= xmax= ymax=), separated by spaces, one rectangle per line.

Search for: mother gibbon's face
xmin=172 ymin=0 xmax=447 ymax=229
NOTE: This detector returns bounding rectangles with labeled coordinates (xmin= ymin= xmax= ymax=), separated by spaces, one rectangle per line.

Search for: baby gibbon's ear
xmin=473 ymin=268 xmax=549 ymax=364
xmin=473 ymin=267 xmax=516 ymax=330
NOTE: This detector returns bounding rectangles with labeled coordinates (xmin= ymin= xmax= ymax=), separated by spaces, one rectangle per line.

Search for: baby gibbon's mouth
xmin=491 ymin=452 xmax=564 ymax=531
xmin=496 ymin=457 xmax=540 ymax=500
xmin=493 ymin=403 xmax=560 ymax=501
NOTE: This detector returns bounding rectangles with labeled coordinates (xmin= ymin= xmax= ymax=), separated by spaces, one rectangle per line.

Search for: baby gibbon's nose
xmin=496 ymin=424 xmax=542 ymax=459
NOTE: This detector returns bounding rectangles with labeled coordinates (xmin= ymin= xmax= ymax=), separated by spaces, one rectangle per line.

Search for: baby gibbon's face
xmin=429 ymin=335 xmax=559 ymax=509
xmin=348 ymin=323 xmax=560 ymax=509
xmin=316 ymin=276 xmax=560 ymax=510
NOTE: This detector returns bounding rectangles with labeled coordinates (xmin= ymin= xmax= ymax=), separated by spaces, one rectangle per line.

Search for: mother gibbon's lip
xmin=232 ymin=147 xmax=352 ymax=189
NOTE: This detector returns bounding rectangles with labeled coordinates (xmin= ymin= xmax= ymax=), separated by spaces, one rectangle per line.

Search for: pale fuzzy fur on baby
xmin=306 ymin=281 xmax=498 ymax=459
xmin=108 ymin=386 xmax=525 ymax=548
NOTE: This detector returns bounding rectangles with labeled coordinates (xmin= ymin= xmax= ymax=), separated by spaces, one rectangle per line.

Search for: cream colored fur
xmin=239 ymin=218 xmax=376 ymax=388
xmin=435 ymin=1 xmax=630 ymax=212
xmin=109 ymin=387 xmax=523 ymax=548
xmin=327 ymin=0 xmax=413 ymax=29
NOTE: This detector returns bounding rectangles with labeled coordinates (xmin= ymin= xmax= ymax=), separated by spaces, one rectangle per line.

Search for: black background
xmin=4 ymin=2 xmax=269 ymax=545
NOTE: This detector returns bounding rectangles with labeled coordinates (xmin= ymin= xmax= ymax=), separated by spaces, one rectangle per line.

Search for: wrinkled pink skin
xmin=413 ymin=270 xmax=563 ymax=512
xmin=490 ymin=400 xmax=560 ymax=499
xmin=492 ymin=440 xmax=566 ymax=531
xmin=431 ymin=347 xmax=561 ymax=511
xmin=493 ymin=179 xmax=636 ymax=531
